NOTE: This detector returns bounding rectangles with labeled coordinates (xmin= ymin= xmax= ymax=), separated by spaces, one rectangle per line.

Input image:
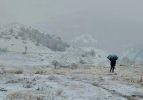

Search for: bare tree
xmin=52 ymin=60 xmax=59 ymax=69
xmin=23 ymin=46 xmax=28 ymax=54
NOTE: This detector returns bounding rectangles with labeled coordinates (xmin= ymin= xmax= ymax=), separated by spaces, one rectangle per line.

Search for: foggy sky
xmin=0 ymin=0 xmax=143 ymax=53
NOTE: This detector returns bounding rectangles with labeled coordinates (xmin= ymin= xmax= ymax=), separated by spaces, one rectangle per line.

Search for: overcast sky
xmin=0 ymin=0 xmax=143 ymax=53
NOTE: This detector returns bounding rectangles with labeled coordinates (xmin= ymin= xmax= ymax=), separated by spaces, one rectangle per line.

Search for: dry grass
xmin=2 ymin=65 xmax=143 ymax=100
xmin=6 ymin=91 xmax=34 ymax=100
xmin=4 ymin=65 xmax=143 ymax=85
xmin=116 ymin=66 xmax=143 ymax=84
xmin=6 ymin=90 xmax=56 ymax=100
xmin=31 ymin=66 xmax=109 ymax=76
xmin=137 ymin=75 xmax=143 ymax=86
xmin=4 ymin=68 xmax=23 ymax=74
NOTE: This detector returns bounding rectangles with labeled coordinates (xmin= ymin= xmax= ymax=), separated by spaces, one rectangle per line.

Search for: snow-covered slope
xmin=0 ymin=23 xmax=108 ymax=67
xmin=120 ymin=45 xmax=143 ymax=65
xmin=70 ymin=34 xmax=97 ymax=48
xmin=64 ymin=34 xmax=109 ymax=66
xmin=0 ymin=23 xmax=68 ymax=52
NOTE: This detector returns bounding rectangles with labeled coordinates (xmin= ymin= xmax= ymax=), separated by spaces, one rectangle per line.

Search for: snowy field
xmin=0 ymin=65 xmax=143 ymax=100
xmin=0 ymin=23 xmax=143 ymax=100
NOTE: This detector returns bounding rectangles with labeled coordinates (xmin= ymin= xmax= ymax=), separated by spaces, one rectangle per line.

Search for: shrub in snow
xmin=23 ymin=78 xmax=36 ymax=88
xmin=35 ymin=70 xmax=46 ymax=75
xmin=52 ymin=60 xmax=60 ymax=69
xmin=14 ymin=70 xmax=23 ymax=74
xmin=120 ymin=57 xmax=135 ymax=66
xmin=89 ymin=49 xmax=96 ymax=57
xmin=6 ymin=91 xmax=52 ymax=100
xmin=71 ymin=63 xmax=78 ymax=69
xmin=79 ymin=59 xmax=86 ymax=64
xmin=0 ymin=48 xmax=8 ymax=53
xmin=23 ymin=46 xmax=28 ymax=54
xmin=60 ymin=65 xmax=70 ymax=68
xmin=48 ymin=75 xmax=59 ymax=81
xmin=7 ymin=69 xmax=23 ymax=74
xmin=0 ymin=68 xmax=6 ymax=75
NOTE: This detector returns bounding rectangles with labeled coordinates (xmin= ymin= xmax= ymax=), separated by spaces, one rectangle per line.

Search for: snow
xmin=120 ymin=45 xmax=143 ymax=65
xmin=0 ymin=23 xmax=109 ymax=67
xmin=0 ymin=23 xmax=142 ymax=100
xmin=70 ymin=34 xmax=97 ymax=48
xmin=1 ymin=69 xmax=143 ymax=100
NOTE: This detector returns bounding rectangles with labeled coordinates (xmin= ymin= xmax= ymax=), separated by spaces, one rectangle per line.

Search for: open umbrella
xmin=107 ymin=54 xmax=118 ymax=61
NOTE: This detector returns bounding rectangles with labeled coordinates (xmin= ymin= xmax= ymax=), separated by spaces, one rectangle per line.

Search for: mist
xmin=0 ymin=0 xmax=143 ymax=53
xmin=1 ymin=1 xmax=143 ymax=99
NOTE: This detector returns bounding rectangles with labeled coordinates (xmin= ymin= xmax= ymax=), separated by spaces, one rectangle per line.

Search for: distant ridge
xmin=0 ymin=23 xmax=69 ymax=52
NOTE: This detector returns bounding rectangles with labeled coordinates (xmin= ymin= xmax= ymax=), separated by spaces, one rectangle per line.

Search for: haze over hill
xmin=0 ymin=0 xmax=143 ymax=53
xmin=0 ymin=23 xmax=109 ymax=67
xmin=0 ymin=23 xmax=69 ymax=52
xmin=0 ymin=1 xmax=143 ymax=100
xmin=0 ymin=23 xmax=142 ymax=100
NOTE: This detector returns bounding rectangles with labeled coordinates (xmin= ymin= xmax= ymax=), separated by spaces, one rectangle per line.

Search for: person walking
xmin=107 ymin=54 xmax=118 ymax=73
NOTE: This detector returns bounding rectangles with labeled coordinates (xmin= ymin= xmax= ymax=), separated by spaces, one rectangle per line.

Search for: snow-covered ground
xmin=0 ymin=23 xmax=143 ymax=100
xmin=0 ymin=23 xmax=108 ymax=67
xmin=0 ymin=66 xmax=143 ymax=100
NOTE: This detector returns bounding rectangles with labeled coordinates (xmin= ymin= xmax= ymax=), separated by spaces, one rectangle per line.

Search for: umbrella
xmin=107 ymin=54 xmax=118 ymax=61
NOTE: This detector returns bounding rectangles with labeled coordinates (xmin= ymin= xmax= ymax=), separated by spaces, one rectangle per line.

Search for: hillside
xmin=70 ymin=34 xmax=97 ymax=48
xmin=0 ymin=24 xmax=143 ymax=100
xmin=0 ymin=23 xmax=108 ymax=67
xmin=0 ymin=23 xmax=69 ymax=52
xmin=120 ymin=45 xmax=143 ymax=66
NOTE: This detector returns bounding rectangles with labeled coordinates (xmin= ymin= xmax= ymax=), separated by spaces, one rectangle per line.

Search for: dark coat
xmin=107 ymin=54 xmax=118 ymax=67
xmin=110 ymin=60 xmax=116 ymax=67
